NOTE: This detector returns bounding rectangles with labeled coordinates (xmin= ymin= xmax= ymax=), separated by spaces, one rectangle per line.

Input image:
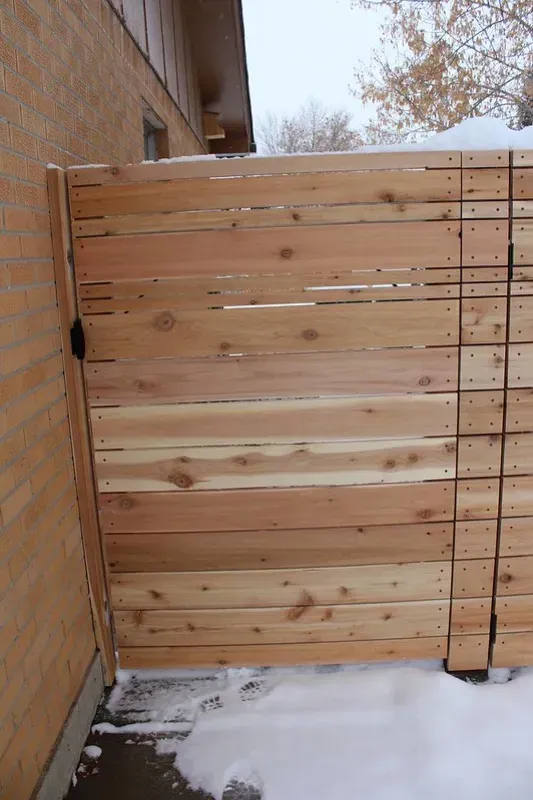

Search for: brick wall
xmin=0 ymin=0 xmax=203 ymax=792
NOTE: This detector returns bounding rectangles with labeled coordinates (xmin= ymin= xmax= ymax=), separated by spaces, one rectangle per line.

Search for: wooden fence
xmin=56 ymin=149 xmax=533 ymax=672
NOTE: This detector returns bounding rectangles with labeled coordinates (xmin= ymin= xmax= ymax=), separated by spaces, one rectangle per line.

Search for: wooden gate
xmin=62 ymin=149 xmax=514 ymax=671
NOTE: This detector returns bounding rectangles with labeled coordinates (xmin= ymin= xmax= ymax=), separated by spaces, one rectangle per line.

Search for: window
xmin=142 ymin=104 xmax=169 ymax=161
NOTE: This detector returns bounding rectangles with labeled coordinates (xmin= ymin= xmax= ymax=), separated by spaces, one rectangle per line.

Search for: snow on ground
xmin=82 ymin=745 xmax=102 ymax=760
xmin=90 ymin=664 xmax=533 ymax=800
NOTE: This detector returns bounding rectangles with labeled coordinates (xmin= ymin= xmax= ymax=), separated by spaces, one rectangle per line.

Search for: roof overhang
xmin=185 ymin=0 xmax=254 ymax=153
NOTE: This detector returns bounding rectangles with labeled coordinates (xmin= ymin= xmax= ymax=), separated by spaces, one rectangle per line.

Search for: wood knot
xmin=280 ymin=248 xmax=293 ymax=259
xmin=384 ymin=459 xmax=396 ymax=469
xmin=133 ymin=610 xmax=144 ymax=625
xmin=219 ymin=341 xmax=231 ymax=352
xmin=287 ymin=590 xmax=315 ymax=621
xmin=499 ymin=572 xmax=513 ymax=584
xmin=253 ymin=626 xmax=262 ymax=633
xmin=233 ymin=456 xmax=248 ymax=466
xmin=380 ymin=192 xmax=396 ymax=203
xmin=292 ymin=212 xmax=301 ymax=221
xmin=444 ymin=442 xmax=456 ymax=454
xmin=418 ymin=376 xmax=431 ymax=386
xmin=408 ymin=452 xmax=420 ymax=462
xmin=417 ymin=508 xmax=432 ymax=520
xmin=338 ymin=586 xmax=349 ymax=597
xmin=109 ymin=166 xmax=120 ymax=176
xmin=119 ymin=496 xmax=134 ymax=509
xmin=494 ymin=355 xmax=504 ymax=365
xmin=149 ymin=590 xmax=162 ymax=599
xmin=302 ymin=328 xmax=318 ymax=341
xmin=155 ymin=312 xmax=175 ymax=331
xmin=134 ymin=379 xmax=151 ymax=392
xmin=383 ymin=612 xmax=393 ymax=621
xmin=169 ymin=472 xmax=194 ymax=489
xmin=187 ymin=622 xmax=196 ymax=632
xmin=323 ymin=608 xmax=333 ymax=621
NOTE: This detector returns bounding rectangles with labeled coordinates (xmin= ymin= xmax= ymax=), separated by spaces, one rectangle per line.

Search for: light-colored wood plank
xmin=511 ymin=266 xmax=533 ymax=283
xmin=510 ymin=281 xmax=533 ymax=296
xmin=510 ymin=296 xmax=533 ymax=341
xmin=91 ymin=393 xmax=458 ymax=449
xmin=47 ymin=167 xmax=116 ymax=685
xmin=110 ymin=561 xmax=452 ymax=610
xmin=461 ymin=221 xmax=508 ymax=265
xmin=85 ymin=299 xmax=460 ymax=361
xmin=460 ymin=345 xmax=505 ymax=390
xmin=497 ymin=557 xmax=533 ymax=596
xmin=506 ymin=389 xmax=533 ymax=432
xmin=504 ymin=433 xmax=533 ymax=475
xmin=86 ymin=347 xmax=459 ymax=405
xmin=95 ymin=437 xmax=457 ymax=493
xmin=100 ymin=480 xmax=455 ymax=533
xmin=119 ymin=636 xmax=448 ymax=669
xmin=462 ymin=201 xmax=508 ymax=220
xmin=463 ymin=151 xmax=509 ymax=168
xmin=450 ymin=598 xmax=491 ymax=633
xmin=67 ymin=151 xmax=462 ymax=186
xmin=462 ymin=169 xmax=509 ymax=200
xmin=80 ymin=281 xmax=460 ymax=314
xmin=447 ymin=635 xmax=489 ymax=671
xmin=461 ymin=282 xmax=507 ymax=297
xmin=454 ymin=520 xmax=498 ymax=560
xmin=73 ymin=201 xmax=461 ymax=238
xmin=513 ymin=219 xmax=533 ymax=264
xmin=459 ymin=390 xmax=504 ymax=435
xmin=492 ymin=632 xmax=533 ymax=667
xmin=462 ymin=267 xmax=508 ymax=282
xmin=514 ymin=169 xmax=533 ymax=200
xmin=513 ymin=201 xmax=533 ymax=218
xmin=106 ymin=523 xmax=454 ymax=573
xmin=73 ymin=221 xmax=461 ymax=282
xmin=495 ymin=593 xmax=533 ymax=631
xmin=452 ymin=559 xmax=494 ymax=597
xmin=509 ymin=344 xmax=533 ymax=388
xmin=115 ymin=600 xmax=450 ymax=647
xmin=461 ymin=298 xmax=506 ymax=343
xmin=499 ymin=517 xmax=533 ymax=557
xmin=457 ymin=435 xmax=501 ymax=478
xmin=70 ymin=170 xmax=462 ymax=218
xmin=456 ymin=478 xmax=500 ymax=520
xmin=502 ymin=475 xmax=533 ymax=516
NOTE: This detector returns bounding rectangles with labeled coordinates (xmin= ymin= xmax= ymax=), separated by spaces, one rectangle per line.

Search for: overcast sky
xmin=242 ymin=0 xmax=383 ymax=135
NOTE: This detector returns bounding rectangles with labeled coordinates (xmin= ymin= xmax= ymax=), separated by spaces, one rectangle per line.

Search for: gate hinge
xmin=70 ymin=318 xmax=85 ymax=360
xmin=490 ymin=612 xmax=498 ymax=645
xmin=508 ymin=242 xmax=515 ymax=280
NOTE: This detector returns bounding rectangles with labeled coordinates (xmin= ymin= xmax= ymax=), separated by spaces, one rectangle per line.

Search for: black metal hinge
xmin=70 ymin=318 xmax=85 ymax=360
xmin=508 ymin=242 xmax=515 ymax=280
xmin=490 ymin=612 xmax=498 ymax=645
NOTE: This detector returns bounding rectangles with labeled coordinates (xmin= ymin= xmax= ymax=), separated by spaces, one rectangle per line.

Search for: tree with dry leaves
xmin=351 ymin=0 xmax=533 ymax=142
xmin=257 ymin=98 xmax=364 ymax=154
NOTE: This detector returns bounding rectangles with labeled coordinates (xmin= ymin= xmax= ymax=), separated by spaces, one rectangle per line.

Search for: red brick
xmin=15 ymin=52 xmax=42 ymax=88
xmin=4 ymin=71 xmax=33 ymax=107
xmin=14 ymin=0 xmax=42 ymax=37
xmin=10 ymin=127 xmax=38 ymax=159
xmin=0 ymin=39 xmax=17 ymax=71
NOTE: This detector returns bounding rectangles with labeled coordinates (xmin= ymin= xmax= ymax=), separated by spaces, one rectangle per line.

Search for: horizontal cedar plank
xmin=85 ymin=300 xmax=459 ymax=361
xmin=70 ymin=170 xmax=461 ymax=218
xmin=100 ymin=480 xmax=455 ymax=533
xmin=73 ymin=202 xmax=461 ymax=237
xmin=110 ymin=561 xmax=452 ymax=610
xmin=447 ymin=635 xmax=489 ymax=671
xmin=511 ymin=266 xmax=533 ymax=283
xmin=504 ymin=433 xmax=533 ymax=475
xmin=510 ymin=296 xmax=533 ymax=341
xmin=461 ymin=221 xmax=508 ymax=265
xmin=509 ymin=344 xmax=533 ymax=388
xmin=506 ymin=389 xmax=533 ymax=432
xmin=86 ymin=348 xmax=459 ymax=405
xmin=458 ymin=390 xmax=504 ymax=435
xmin=456 ymin=478 xmax=500 ymax=520
xmin=500 ymin=517 xmax=533 ymax=557
xmin=513 ymin=201 xmax=533 ymax=218
xmin=492 ymin=632 xmax=533 ymax=667
xmin=460 ymin=345 xmax=505 ymax=390
xmin=463 ymin=151 xmax=509 ymax=168
xmin=106 ymin=523 xmax=454 ymax=572
xmin=497 ymin=556 xmax=533 ymax=595
xmin=457 ymin=435 xmax=502 ymax=478
xmin=73 ymin=222 xmax=461 ymax=281
xmin=462 ymin=169 xmax=509 ymax=200
xmin=115 ymin=600 xmax=450 ymax=647
xmin=462 ymin=201 xmax=508 ymax=219
xmin=462 ymin=267 xmax=508 ymax=282
xmin=80 ymin=282 xmax=459 ymax=314
xmin=511 ymin=281 xmax=533 ymax=296
xmin=461 ymin=283 xmax=507 ymax=298
xmin=118 ymin=636 xmax=448 ymax=668
xmin=461 ymin=298 xmax=506 ymax=344
xmin=514 ymin=170 xmax=533 ymax=200
xmin=454 ymin=520 xmax=498 ymax=560
xmin=513 ymin=219 xmax=533 ymax=264
xmin=91 ymin=394 xmax=458 ymax=449
xmin=67 ymin=151 xmax=461 ymax=185
xmin=502 ymin=476 xmax=533 ymax=516
xmin=452 ymin=559 xmax=494 ymax=597
xmin=95 ymin=437 xmax=457 ymax=493
xmin=495 ymin=594 xmax=533 ymax=632
xmin=450 ymin=598 xmax=492 ymax=634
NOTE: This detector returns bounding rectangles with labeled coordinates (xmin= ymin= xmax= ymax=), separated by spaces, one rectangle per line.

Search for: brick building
xmin=0 ymin=0 xmax=252 ymax=795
